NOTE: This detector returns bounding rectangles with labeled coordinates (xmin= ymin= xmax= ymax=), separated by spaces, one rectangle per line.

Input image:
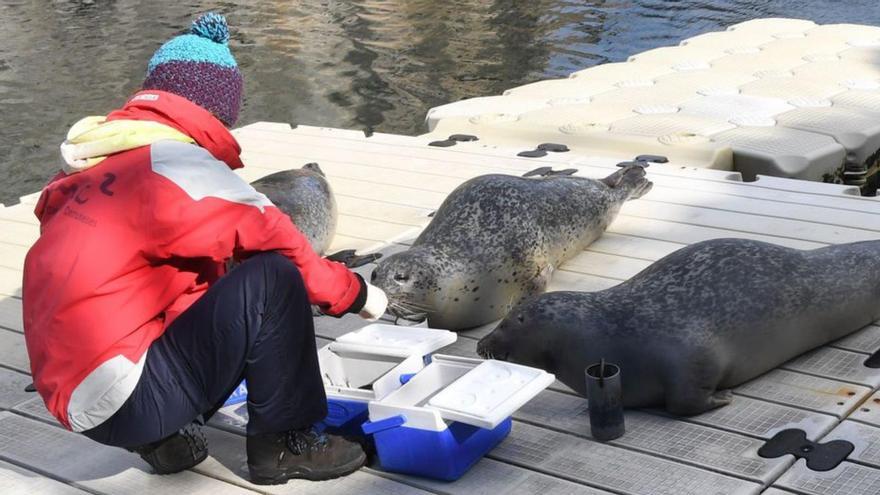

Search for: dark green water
xmin=1 ymin=0 xmax=878 ymax=204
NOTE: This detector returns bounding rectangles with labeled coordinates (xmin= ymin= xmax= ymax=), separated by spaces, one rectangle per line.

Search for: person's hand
xmin=358 ymin=282 xmax=388 ymax=321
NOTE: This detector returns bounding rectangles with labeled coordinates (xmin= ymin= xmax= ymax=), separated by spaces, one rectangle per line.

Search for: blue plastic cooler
xmin=361 ymin=354 xmax=555 ymax=481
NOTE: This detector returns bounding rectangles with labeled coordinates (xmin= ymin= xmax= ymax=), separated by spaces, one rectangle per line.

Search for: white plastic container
xmin=318 ymin=324 xmax=456 ymax=434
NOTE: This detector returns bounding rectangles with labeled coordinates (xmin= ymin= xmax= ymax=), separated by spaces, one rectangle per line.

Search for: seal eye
xmin=393 ymin=273 xmax=410 ymax=283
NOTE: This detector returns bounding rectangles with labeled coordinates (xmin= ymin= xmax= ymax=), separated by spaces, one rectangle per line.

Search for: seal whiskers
xmin=387 ymin=299 xmax=434 ymax=321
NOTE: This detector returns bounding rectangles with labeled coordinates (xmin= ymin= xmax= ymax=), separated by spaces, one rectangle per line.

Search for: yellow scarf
xmin=60 ymin=116 xmax=194 ymax=174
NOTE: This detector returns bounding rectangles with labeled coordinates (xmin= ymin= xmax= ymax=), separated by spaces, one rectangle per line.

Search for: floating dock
xmin=427 ymin=18 xmax=880 ymax=187
xmin=2 ymin=17 xmax=880 ymax=495
xmin=4 ymin=122 xmax=880 ymax=494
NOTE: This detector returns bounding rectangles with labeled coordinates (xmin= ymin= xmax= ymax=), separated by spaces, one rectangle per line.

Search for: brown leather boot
xmin=247 ymin=426 xmax=366 ymax=484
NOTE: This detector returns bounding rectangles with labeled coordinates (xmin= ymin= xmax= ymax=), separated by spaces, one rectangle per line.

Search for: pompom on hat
xmin=143 ymin=13 xmax=243 ymax=126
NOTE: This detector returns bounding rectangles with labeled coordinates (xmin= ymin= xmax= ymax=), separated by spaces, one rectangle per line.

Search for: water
xmin=1 ymin=0 xmax=878 ymax=204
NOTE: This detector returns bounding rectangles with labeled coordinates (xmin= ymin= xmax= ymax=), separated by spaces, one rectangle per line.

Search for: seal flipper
xmin=326 ymin=249 xmax=383 ymax=268
xmin=664 ymin=353 xmax=730 ymax=415
xmin=601 ymin=166 xmax=652 ymax=200
xmin=666 ymin=386 xmax=732 ymax=416
xmin=523 ymin=166 xmax=552 ymax=177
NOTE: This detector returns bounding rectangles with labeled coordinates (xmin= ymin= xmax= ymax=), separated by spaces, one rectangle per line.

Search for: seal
xmin=251 ymin=163 xmax=380 ymax=267
xmin=477 ymin=238 xmax=880 ymax=415
xmin=251 ymin=162 xmax=337 ymax=255
xmin=370 ymin=165 xmax=652 ymax=330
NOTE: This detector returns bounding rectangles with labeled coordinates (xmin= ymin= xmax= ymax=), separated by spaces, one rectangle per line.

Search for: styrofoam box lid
xmin=330 ymin=324 xmax=457 ymax=358
xmin=427 ymin=360 xmax=555 ymax=429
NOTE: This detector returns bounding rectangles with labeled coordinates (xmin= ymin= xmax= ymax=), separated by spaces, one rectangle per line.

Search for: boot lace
xmin=286 ymin=427 xmax=329 ymax=455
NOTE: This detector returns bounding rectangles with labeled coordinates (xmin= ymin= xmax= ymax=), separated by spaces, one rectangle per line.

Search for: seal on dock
xmin=250 ymin=164 xmax=380 ymax=268
xmin=370 ymin=165 xmax=652 ymax=330
xmin=251 ymin=163 xmax=338 ymax=255
xmin=477 ymin=238 xmax=880 ymax=415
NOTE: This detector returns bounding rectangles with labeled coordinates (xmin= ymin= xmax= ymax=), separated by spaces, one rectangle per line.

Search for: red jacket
xmin=23 ymin=91 xmax=362 ymax=431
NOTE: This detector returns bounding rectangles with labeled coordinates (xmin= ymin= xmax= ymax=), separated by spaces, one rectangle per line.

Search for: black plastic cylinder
xmin=585 ymin=361 xmax=625 ymax=441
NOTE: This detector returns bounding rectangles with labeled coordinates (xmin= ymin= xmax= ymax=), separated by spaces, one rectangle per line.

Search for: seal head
xmin=370 ymin=245 xmax=465 ymax=324
xmin=251 ymin=163 xmax=337 ymax=255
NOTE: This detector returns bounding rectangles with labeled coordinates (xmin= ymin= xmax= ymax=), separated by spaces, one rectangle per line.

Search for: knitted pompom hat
xmin=143 ymin=13 xmax=243 ymax=126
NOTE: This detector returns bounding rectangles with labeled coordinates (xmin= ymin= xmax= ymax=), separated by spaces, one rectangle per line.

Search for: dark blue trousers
xmin=83 ymin=253 xmax=327 ymax=448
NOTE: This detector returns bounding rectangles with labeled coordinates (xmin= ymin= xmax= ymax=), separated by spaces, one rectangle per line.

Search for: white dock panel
xmin=775 ymin=107 xmax=880 ymax=165
xmin=0 ymin=367 xmax=34 ymax=410
xmin=0 ymin=459 xmax=88 ymax=494
xmin=393 ymin=458 xmax=615 ymax=495
xmin=12 ymin=395 xmax=56 ymax=424
xmin=680 ymin=395 xmax=837 ymax=441
xmin=490 ymin=422 xmax=761 ymax=495
xmin=425 ymin=19 xmax=880 ymax=183
xmin=833 ymin=90 xmax=880 ymax=114
xmin=782 ymin=347 xmax=880 ymax=388
xmin=724 ymin=19 xmax=818 ymax=34
xmin=832 ymin=325 xmax=880 ymax=354
xmin=776 ymin=460 xmax=880 ymax=495
xmin=733 ymin=369 xmax=871 ymax=418
xmin=761 ymin=489 xmax=799 ymax=495
xmin=0 ymin=412 xmax=258 ymax=495
xmin=849 ymin=392 xmax=880 ymax=428
xmin=514 ymin=389 xmax=791 ymax=484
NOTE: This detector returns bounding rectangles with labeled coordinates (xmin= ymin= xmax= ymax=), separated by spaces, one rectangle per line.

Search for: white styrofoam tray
xmin=320 ymin=324 xmax=457 ymax=401
xmin=369 ymin=354 xmax=554 ymax=430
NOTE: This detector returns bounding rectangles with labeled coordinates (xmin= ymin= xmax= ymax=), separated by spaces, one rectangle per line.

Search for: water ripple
xmin=0 ymin=0 xmax=878 ymax=203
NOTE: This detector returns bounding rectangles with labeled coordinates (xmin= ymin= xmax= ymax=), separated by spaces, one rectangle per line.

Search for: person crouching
xmin=22 ymin=12 xmax=387 ymax=485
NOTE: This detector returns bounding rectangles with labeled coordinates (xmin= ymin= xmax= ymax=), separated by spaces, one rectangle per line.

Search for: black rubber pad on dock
xmin=864 ymin=348 xmax=880 ymax=368
xmin=449 ymin=134 xmax=479 ymax=142
xmin=429 ymin=134 xmax=479 ymax=148
xmin=517 ymin=149 xmax=547 ymax=158
xmin=537 ymin=143 xmax=570 ymax=153
xmin=635 ymin=154 xmax=669 ymax=163
xmin=758 ymin=429 xmax=853 ymax=471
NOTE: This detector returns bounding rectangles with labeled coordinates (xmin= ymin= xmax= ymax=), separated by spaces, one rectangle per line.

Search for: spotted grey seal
xmin=251 ymin=163 xmax=378 ymax=267
xmin=370 ymin=165 xmax=652 ymax=330
xmin=477 ymin=238 xmax=880 ymax=415
xmin=251 ymin=163 xmax=337 ymax=255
